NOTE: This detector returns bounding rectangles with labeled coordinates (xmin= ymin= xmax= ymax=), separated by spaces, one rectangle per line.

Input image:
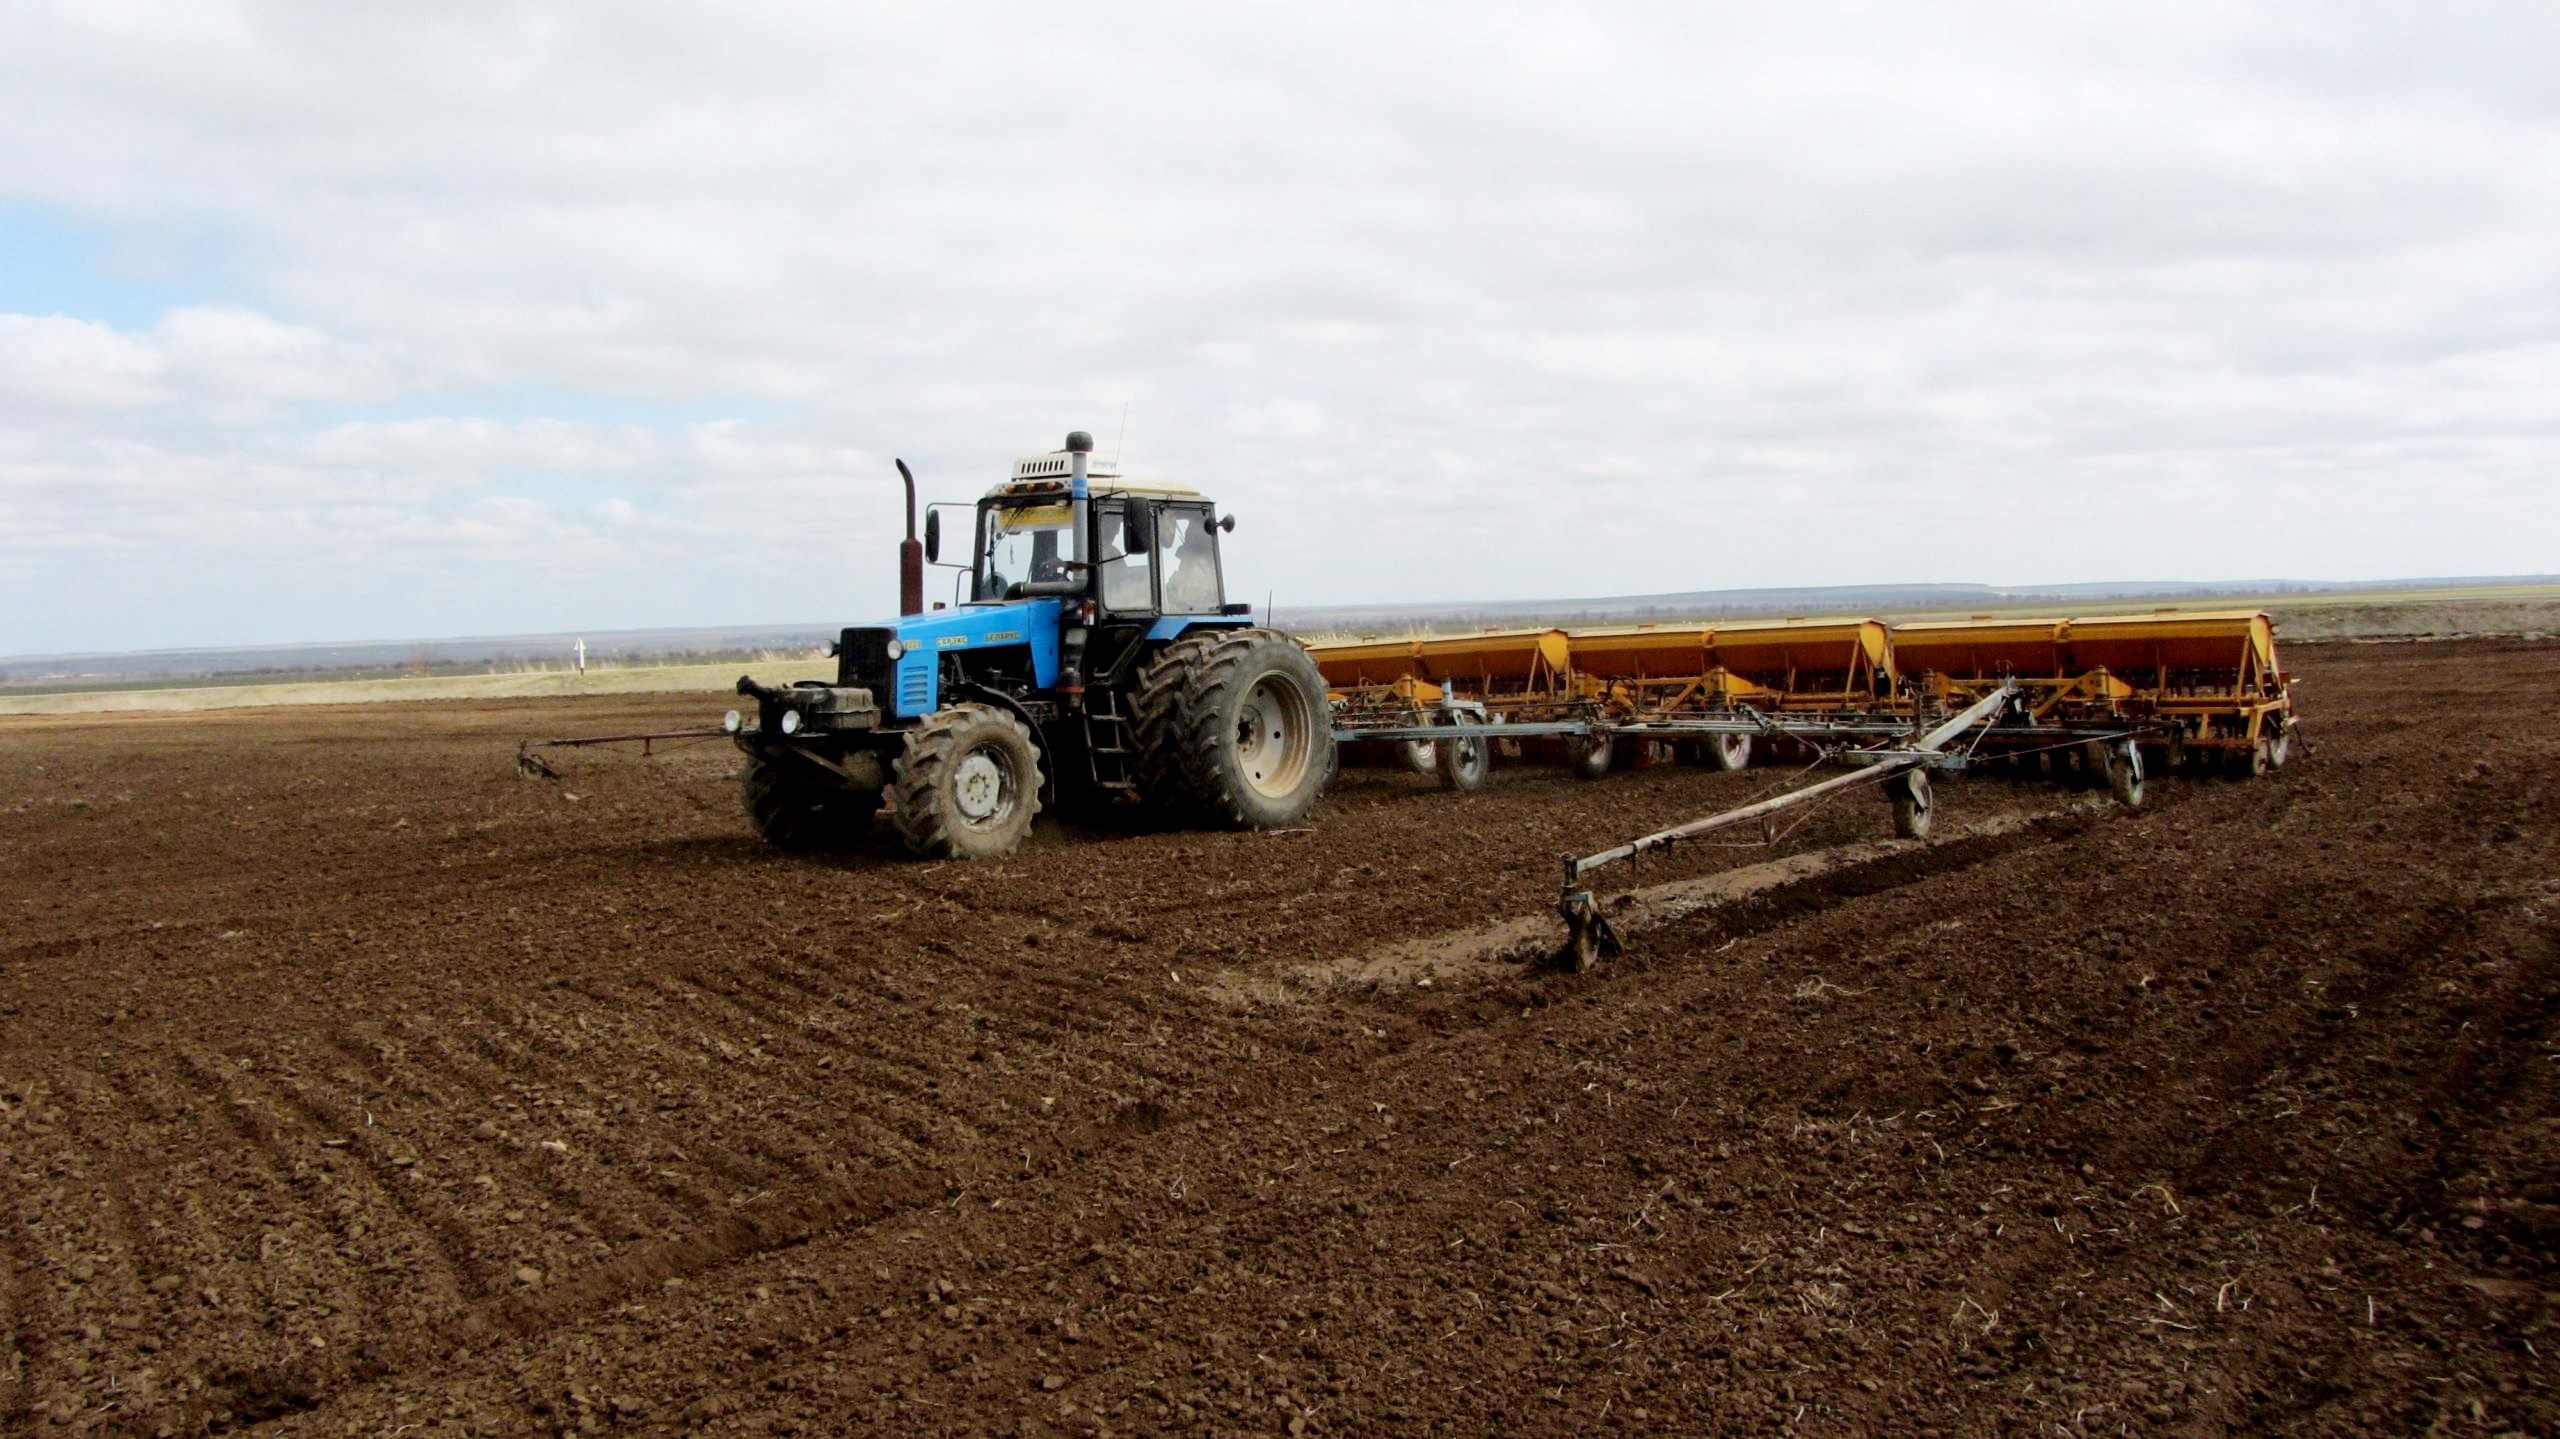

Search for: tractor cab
xmin=966 ymin=460 xmax=1230 ymax=620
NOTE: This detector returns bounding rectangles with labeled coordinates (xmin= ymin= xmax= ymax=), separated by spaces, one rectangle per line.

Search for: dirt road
xmin=2 ymin=639 xmax=2552 ymax=1435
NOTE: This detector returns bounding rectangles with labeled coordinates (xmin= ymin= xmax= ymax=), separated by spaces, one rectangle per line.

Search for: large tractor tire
xmin=1129 ymin=637 xmax=1211 ymax=821
xmin=1133 ymin=629 xmax=1333 ymax=829
xmin=741 ymin=753 xmax=882 ymax=850
xmin=890 ymin=703 xmax=1044 ymax=860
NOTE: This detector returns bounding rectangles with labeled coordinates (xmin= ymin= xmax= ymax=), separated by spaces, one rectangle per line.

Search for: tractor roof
xmin=984 ymin=453 xmax=1204 ymax=504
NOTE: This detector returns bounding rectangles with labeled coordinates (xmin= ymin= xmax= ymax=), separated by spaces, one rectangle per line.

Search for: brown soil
xmin=2 ymin=638 xmax=2552 ymax=1437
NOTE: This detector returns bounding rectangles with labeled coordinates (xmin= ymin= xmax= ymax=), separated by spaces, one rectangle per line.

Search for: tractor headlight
xmin=778 ymin=708 xmax=802 ymax=735
xmin=885 ymin=638 xmax=906 ymax=661
xmin=722 ymin=709 xmax=742 ymax=734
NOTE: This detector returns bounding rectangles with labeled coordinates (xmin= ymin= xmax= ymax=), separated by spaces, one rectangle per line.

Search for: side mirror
xmin=1125 ymin=506 xmax=1155 ymax=552
xmin=924 ymin=509 xmax=942 ymax=563
xmin=1219 ymin=514 xmax=1236 ymax=533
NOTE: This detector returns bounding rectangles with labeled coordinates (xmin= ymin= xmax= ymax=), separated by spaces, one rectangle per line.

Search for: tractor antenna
xmin=1115 ymin=401 xmax=1130 ymax=472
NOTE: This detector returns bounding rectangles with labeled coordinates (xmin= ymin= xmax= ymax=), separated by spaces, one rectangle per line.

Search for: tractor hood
xmin=841 ymin=598 xmax=1064 ymax=719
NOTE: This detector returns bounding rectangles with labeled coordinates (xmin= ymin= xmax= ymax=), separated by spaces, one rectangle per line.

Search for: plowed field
xmin=2 ymin=639 xmax=2553 ymax=1436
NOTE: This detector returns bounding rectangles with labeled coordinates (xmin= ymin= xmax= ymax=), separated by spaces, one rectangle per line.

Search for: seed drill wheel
xmin=2078 ymin=739 xmax=2112 ymax=789
xmin=1435 ymin=732 xmax=1490 ymax=791
xmin=2231 ymin=736 xmax=2272 ymax=779
xmin=741 ymin=753 xmax=883 ymax=850
xmin=2104 ymin=738 xmax=2144 ymax=809
xmin=890 ymin=703 xmax=1044 ymax=860
xmin=1399 ymin=739 xmax=1438 ymax=775
xmin=1132 ymin=628 xmax=1334 ymax=829
xmin=1566 ymin=732 xmax=1614 ymax=781
xmin=2263 ymin=717 xmax=2292 ymax=769
xmin=1703 ymin=731 xmax=1753 ymax=771
xmin=1889 ymin=768 xmax=1934 ymax=839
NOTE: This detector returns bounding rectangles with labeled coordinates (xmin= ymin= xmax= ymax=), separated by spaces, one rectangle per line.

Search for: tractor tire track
xmin=168 ymin=1044 xmax=480 ymax=1319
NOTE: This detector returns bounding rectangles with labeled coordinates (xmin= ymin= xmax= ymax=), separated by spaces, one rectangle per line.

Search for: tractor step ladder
xmin=1080 ymin=688 xmax=1142 ymax=796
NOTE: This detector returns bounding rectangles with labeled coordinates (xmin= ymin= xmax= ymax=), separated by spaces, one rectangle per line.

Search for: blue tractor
xmin=726 ymin=431 xmax=1335 ymax=859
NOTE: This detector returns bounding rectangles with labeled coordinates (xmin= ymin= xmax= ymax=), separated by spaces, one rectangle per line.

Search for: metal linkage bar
xmin=515 ymin=729 xmax=731 ymax=779
xmin=1333 ymin=720 xmax=1594 ymax=743
xmin=1336 ymin=707 xmax=2170 ymax=753
xmin=1333 ymin=708 xmax=1941 ymax=747
xmin=1551 ymin=682 xmax=2018 ymax=972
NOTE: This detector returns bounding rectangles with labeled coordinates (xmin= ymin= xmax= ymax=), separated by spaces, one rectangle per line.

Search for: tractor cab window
xmin=1093 ymin=500 xmax=1155 ymax=614
xmin=977 ymin=498 xmax=1079 ymax=601
xmin=1157 ymin=504 xmax=1224 ymax=614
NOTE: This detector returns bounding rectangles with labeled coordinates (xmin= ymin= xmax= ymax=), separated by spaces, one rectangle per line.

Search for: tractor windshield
xmin=976 ymin=498 xmax=1081 ymax=601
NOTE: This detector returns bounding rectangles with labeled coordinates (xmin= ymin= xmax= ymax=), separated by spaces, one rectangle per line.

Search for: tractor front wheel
xmin=741 ymin=753 xmax=882 ymax=850
xmin=891 ymin=704 xmax=1044 ymax=860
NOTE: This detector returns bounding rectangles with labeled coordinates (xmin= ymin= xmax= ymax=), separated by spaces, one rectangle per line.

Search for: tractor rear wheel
xmin=890 ymin=704 xmax=1044 ymax=860
xmin=1138 ymin=629 xmax=1333 ymax=828
xmin=741 ymin=753 xmax=881 ymax=850
xmin=1129 ymin=638 xmax=1207 ymax=822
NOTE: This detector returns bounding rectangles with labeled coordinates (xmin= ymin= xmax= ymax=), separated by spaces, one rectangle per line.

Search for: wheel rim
xmin=1716 ymin=732 xmax=1750 ymax=768
xmin=1235 ymin=674 xmax=1313 ymax=800
xmin=1457 ymin=736 xmax=1487 ymax=781
xmin=951 ymin=746 xmax=1014 ymax=825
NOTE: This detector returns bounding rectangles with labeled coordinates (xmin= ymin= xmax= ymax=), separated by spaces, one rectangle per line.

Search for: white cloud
xmin=1 ymin=1 xmax=2556 ymax=651
xmin=0 ymin=314 xmax=162 ymax=410
xmin=0 ymin=305 xmax=397 ymax=422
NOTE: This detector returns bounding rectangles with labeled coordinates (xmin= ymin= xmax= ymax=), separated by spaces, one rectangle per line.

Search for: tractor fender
xmin=945 ymin=682 xmax=1058 ymax=805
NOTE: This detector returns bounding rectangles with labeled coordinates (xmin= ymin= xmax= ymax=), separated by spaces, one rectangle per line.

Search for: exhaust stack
xmin=896 ymin=458 xmax=924 ymax=616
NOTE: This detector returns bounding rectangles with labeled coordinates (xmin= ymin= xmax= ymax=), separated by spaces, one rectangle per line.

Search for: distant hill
xmin=5 ymin=574 xmax=2553 ymax=689
xmin=0 ymin=624 xmax=841 ymax=691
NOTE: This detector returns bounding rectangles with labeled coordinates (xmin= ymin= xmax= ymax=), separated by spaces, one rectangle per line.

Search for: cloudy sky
xmin=3 ymin=1 xmax=2556 ymax=655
